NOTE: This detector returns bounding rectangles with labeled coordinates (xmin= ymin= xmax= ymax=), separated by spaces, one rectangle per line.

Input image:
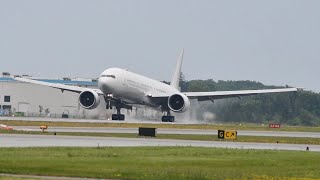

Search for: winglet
xmin=170 ymin=49 xmax=184 ymax=90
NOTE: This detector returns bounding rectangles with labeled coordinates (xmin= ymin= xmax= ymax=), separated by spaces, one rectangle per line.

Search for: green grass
xmin=1 ymin=130 xmax=320 ymax=145
xmin=0 ymin=176 xmax=43 ymax=180
xmin=1 ymin=120 xmax=320 ymax=132
xmin=0 ymin=147 xmax=319 ymax=180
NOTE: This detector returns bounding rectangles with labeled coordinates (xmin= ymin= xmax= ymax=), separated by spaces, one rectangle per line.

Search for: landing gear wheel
xmin=108 ymin=100 xmax=126 ymax=121
xmin=112 ymin=114 xmax=125 ymax=121
xmin=162 ymin=116 xmax=175 ymax=122
xmin=112 ymin=114 xmax=119 ymax=120
xmin=119 ymin=114 xmax=125 ymax=121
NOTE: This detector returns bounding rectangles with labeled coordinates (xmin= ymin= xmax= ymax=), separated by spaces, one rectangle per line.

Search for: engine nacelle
xmin=168 ymin=93 xmax=190 ymax=112
xmin=79 ymin=90 xmax=100 ymax=109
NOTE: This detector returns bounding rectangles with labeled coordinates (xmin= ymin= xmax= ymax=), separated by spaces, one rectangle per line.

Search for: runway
xmin=1 ymin=134 xmax=319 ymax=151
xmin=3 ymin=117 xmax=320 ymax=138
xmin=12 ymin=126 xmax=320 ymax=138
xmin=0 ymin=116 xmax=126 ymax=123
xmin=0 ymin=116 xmax=171 ymax=124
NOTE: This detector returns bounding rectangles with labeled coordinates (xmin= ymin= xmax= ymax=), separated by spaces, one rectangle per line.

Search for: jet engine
xmin=168 ymin=93 xmax=190 ymax=112
xmin=79 ymin=90 xmax=100 ymax=109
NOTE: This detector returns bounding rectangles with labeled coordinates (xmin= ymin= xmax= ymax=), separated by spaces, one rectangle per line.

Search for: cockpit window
xmin=101 ymin=75 xmax=116 ymax=78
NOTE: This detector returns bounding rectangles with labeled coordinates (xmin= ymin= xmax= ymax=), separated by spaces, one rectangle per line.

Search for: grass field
xmin=0 ymin=177 xmax=35 ymax=180
xmin=0 ymin=176 xmax=38 ymax=180
xmin=0 ymin=147 xmax=319 ymax=180
xmin=1 ymin=120 xmax=320 ymax=132
xmin=1 ymin=129 xmax=320 ymax=145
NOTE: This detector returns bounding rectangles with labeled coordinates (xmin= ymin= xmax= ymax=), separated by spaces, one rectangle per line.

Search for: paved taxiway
xmin=0 ymin=116 xmax=117 ymax=123
xmin=4 ymin=117 xmax=320 ymax=138
xmin=0 ymin=116 xmax=177 ymax=124
xmin=1 ymin=134 xmax=319 ymax=151
xmin=12 ymin=126 xmax=320 ymax=138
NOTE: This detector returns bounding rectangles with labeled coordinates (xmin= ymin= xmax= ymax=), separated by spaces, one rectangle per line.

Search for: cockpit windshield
xmin=101 ymin=75 xmax=116 ymax=79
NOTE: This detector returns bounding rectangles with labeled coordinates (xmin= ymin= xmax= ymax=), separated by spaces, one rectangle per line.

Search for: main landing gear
xmin=162 ymin=111 xmax=175 ymax=122
xmin=112 ymin=108 xmax=125 ymax=121
xmin=105 ymin=98 xmax=125 ymax=121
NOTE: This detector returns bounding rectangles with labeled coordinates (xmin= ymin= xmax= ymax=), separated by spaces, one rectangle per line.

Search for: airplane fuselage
xmin=98 ymin=68 xmax=179 ymax=108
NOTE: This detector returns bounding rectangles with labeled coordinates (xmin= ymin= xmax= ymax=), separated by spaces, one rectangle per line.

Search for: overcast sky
xmin=1 ymin=0 xmax=319 ymax=92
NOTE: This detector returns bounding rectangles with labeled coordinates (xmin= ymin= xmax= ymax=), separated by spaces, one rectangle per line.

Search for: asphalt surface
xmin=1 ymin=134 xmax=318 ymax=151
xmin=0 ymin=116 xmax=125 ymax=123
xmin=0 ymin=116 xmax=229 ymax=124
xmin=0 ymin=116 xmax=172 ymax=124
xmin=12 ymin=126 xmax=320 ymax=138
xmin=2 ymin=117 xmax=320 ymax=152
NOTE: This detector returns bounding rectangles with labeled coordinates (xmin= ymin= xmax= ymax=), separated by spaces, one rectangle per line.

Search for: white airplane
xmin=14 ymin=50 xmax=297 ymax=122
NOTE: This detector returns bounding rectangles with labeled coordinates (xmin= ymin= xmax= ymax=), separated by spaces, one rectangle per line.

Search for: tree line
xmin=180 ymin=79 xmax=320 ymax=126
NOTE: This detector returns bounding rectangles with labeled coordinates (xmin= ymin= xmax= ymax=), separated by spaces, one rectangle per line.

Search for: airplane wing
xmin=150 ymin=88 xmax=298 ymax=101
xmin=183 ymin=88 xmax=298 ymax=101
xmin=14 ymin=77 xmax=104 ymax=95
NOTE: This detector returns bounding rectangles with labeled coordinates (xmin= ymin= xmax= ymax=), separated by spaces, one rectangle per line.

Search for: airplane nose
xmin=98 ymin=77 xmax=109 ymax=90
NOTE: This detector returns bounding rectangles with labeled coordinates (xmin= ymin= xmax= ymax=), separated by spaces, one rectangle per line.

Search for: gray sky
xmin=1 ymin=0 xmax=319 ymax=92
